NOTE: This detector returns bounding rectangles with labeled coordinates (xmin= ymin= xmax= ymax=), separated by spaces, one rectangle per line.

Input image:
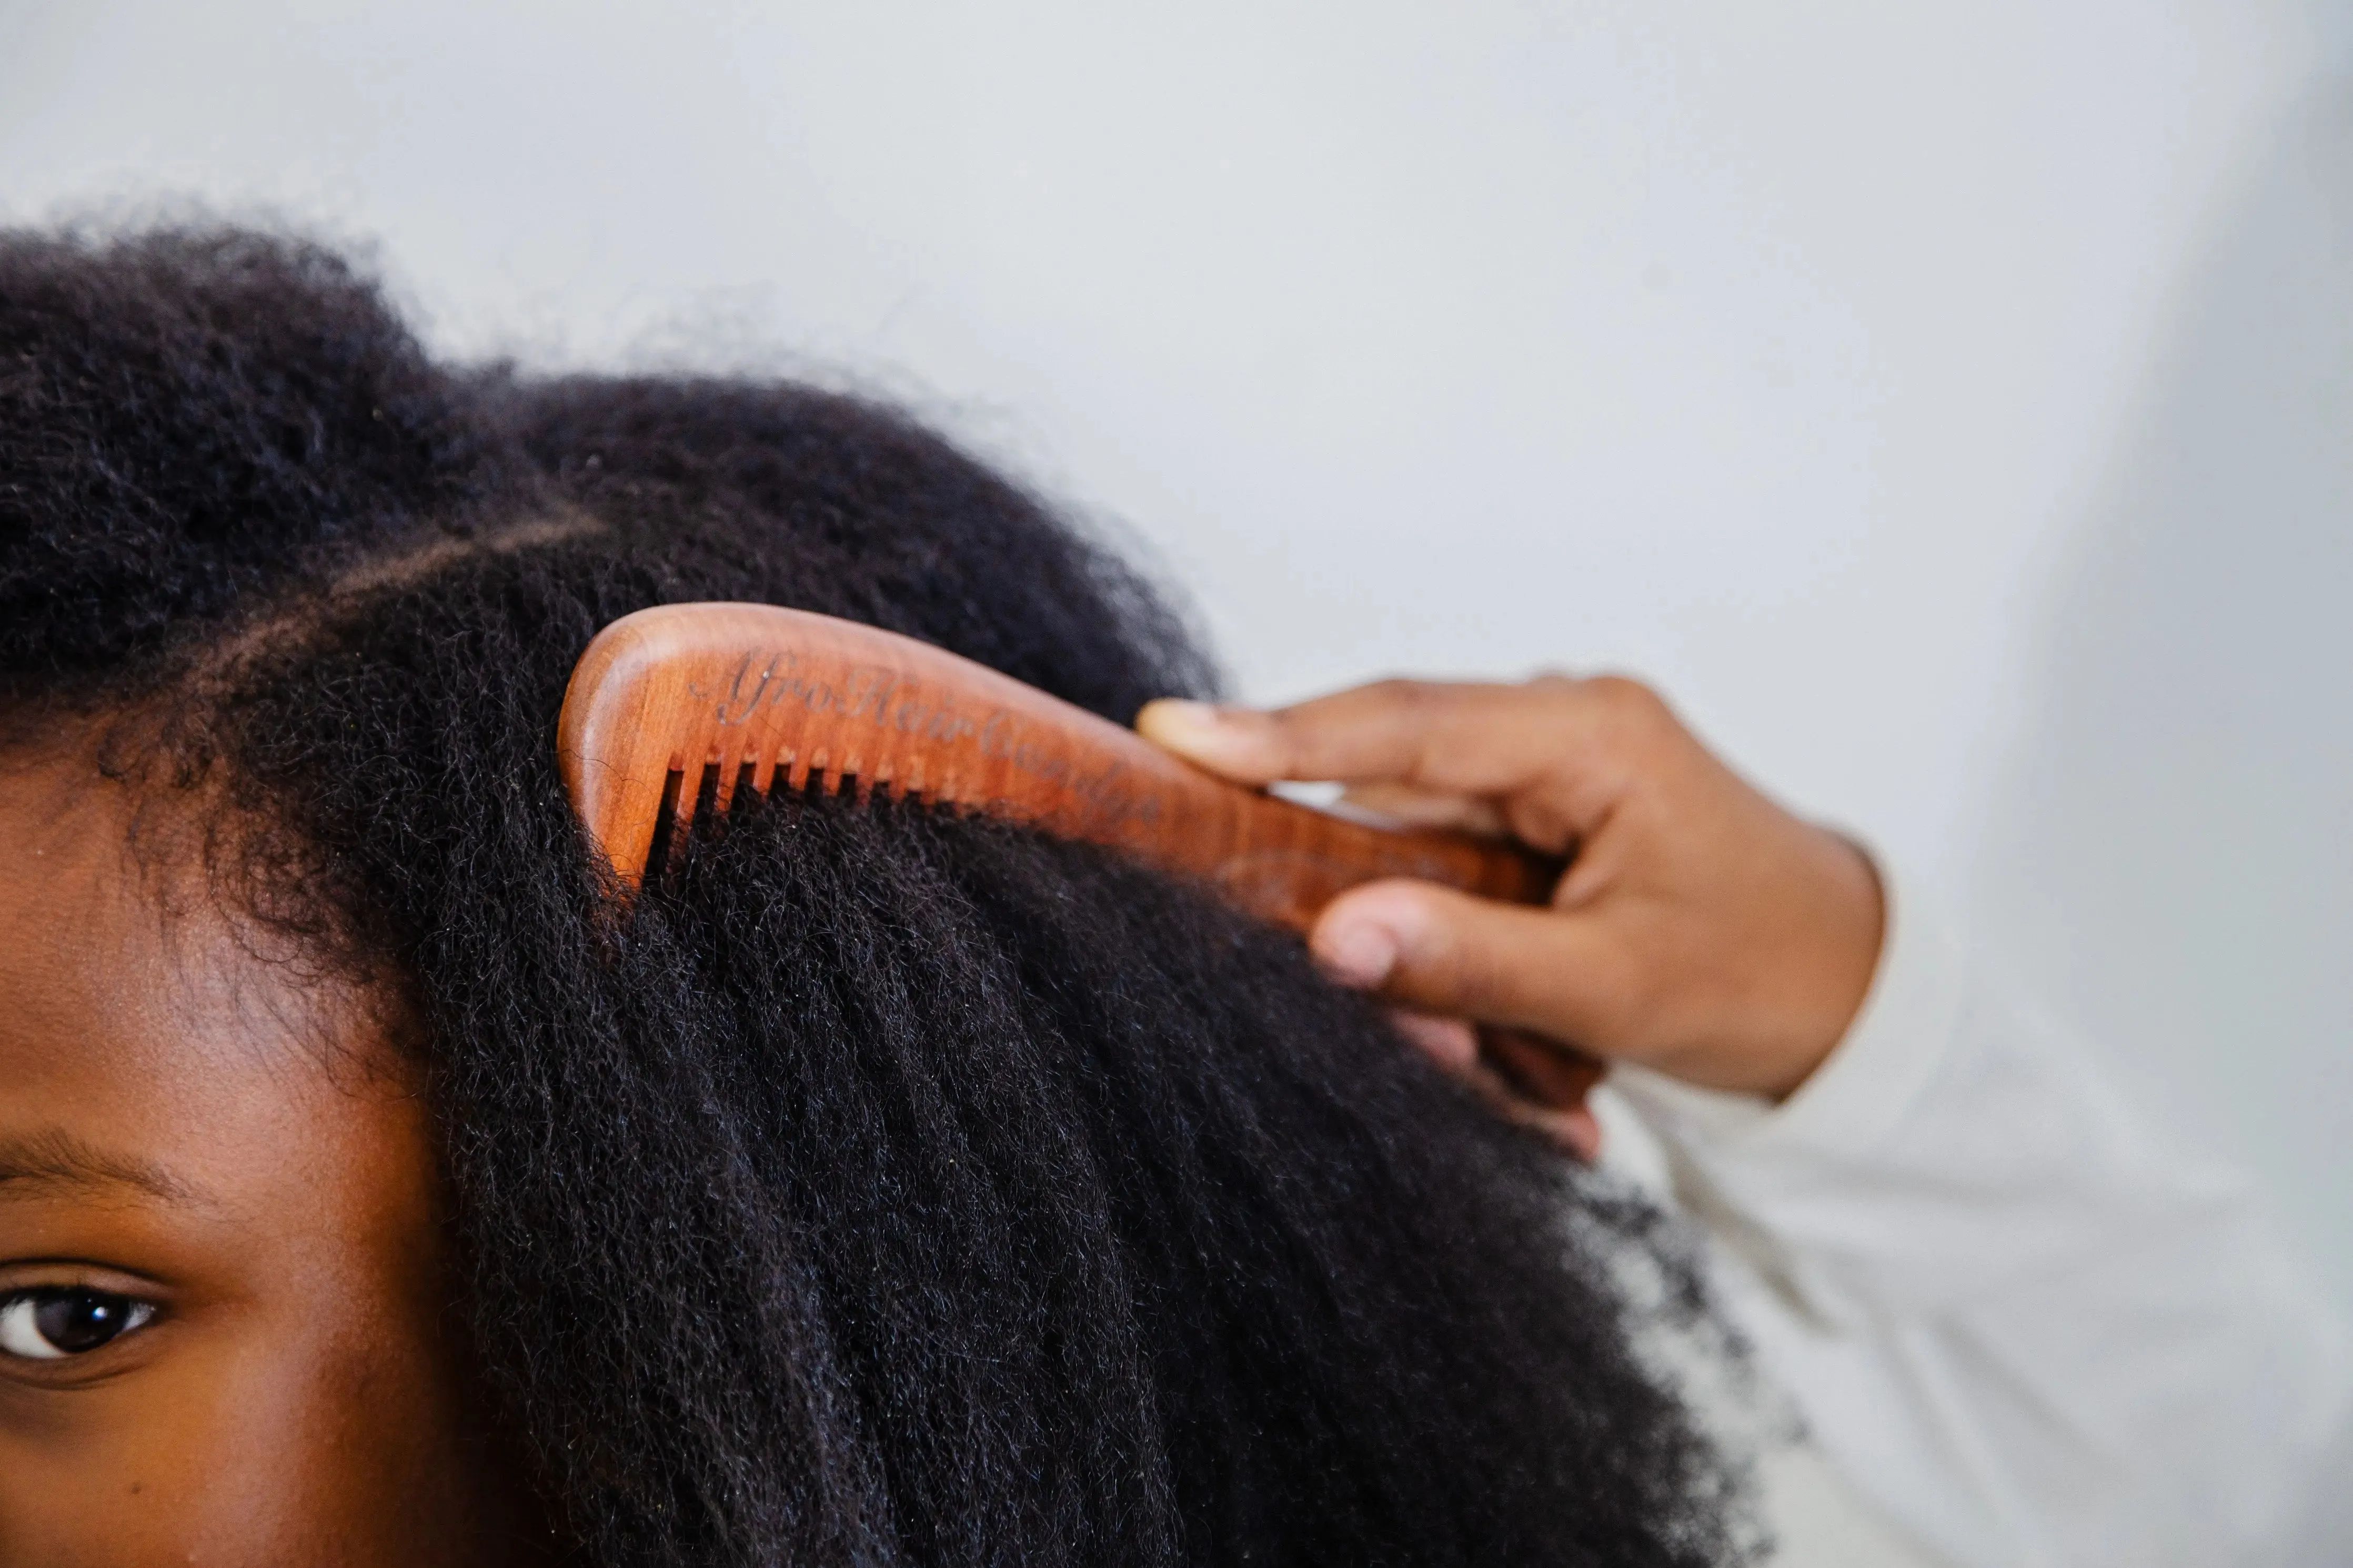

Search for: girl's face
xmin=0 ymin=751 xmax=538 ymax=1564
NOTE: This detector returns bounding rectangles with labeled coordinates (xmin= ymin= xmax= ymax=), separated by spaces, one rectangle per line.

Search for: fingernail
xmin=1561 ymin=1109 xmax=1603 ymax=1165
xmin=1387 ymin=1008 xmax=1479 ymax=1071
xmin=1138 ymin=698 xmax=1231 ymax=742
xmin=1138 ymin=699 xmax=1260 ymax=767
xmin=1313 ymin=919 xmax=1399 ymax=988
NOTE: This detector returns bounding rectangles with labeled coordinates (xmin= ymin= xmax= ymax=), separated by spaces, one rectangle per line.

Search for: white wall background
xmin=4 ymin=0 xmax=2347 ymax=1311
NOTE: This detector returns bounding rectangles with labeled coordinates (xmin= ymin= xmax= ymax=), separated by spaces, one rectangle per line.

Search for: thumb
xmin=1310 ymin=878 xmax=1627 ymax=1045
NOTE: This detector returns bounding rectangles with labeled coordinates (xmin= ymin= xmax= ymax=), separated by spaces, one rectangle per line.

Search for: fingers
xmin=1152 ymin=667 xmax=1883 ymax=1112
xmin=1385 ymin=1007 xmax=1481 ymax=1071
xmin=1383 ymin=1010 xmax=1602 ymax=1163
xmin=1309 ymin=878 xmax=1631 ymax=1045
xmin=1482 ymin=1027 xmax=1607 ymax=1112
xmin=1337 ymin=781 xmax=1512 ymax=838
xmin=1496 ymin=1095 xmax=1603 ymax=1164
xmin=1135 ymin=698 xmax=1269 ymax=776
xmin=1137 ymin=681 xmax=1564 ymax=788
xmin=1139 ymin=677 xmax=1673 ymax=813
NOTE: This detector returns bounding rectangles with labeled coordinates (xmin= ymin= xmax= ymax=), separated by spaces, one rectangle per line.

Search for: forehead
xmin=0 ymin=743 xmax=419 ymax=1209
xmin=4 ymin=750 xmax=194 ymax=1063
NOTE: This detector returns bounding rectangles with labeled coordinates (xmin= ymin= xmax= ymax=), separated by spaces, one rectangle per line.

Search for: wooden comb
xmin=557 ymin=602 xmax=1564 ymax=931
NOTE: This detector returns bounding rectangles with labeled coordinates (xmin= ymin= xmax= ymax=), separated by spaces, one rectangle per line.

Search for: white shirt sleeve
xmin=1604 ymin=864 xmax=2352 ymax=1568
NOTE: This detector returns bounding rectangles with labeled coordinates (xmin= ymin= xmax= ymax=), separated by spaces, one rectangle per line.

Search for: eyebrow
xmin=0 ymin=1128 xmax=205 ymax=1207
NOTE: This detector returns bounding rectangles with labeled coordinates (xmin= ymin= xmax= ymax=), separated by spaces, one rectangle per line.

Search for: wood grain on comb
xmin=557 ymin=602 xmax=1564 ymax=932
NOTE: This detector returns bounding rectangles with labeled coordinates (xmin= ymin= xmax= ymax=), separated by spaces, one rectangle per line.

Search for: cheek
xmin=194 ymin=1054 xmax=521 ymax=1559
xmin=34 ymin=1313 xmax=493 ymax=1564
xmin=238 ymin=1085 xmax=526 ymax=1563
xmin=0 ymin=1235 xmax=507 ymax=1567
xmin=231 ymin=1290 xmax=512 ymax=1566
xmin=0 ymin=1095 xmax=526 ymax=1565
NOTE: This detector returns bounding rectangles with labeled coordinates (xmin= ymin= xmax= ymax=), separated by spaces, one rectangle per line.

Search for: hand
xmin=1138 ymin=676 xmax=1884 ymax=1137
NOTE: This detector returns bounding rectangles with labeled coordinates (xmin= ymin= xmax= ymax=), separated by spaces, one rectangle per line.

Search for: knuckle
xmin=1608 ymin=952 xmax=1670 ymax=1020
xmin=1584 ymin=673 xmax=1665 ymax=721
xmin=1520 ymin=672 xmax=1588 ymax=750
xmin=1435 ymin=912 xmax=1531 ymax=1015
xmin=1458 ymin=948 xmax=1525 ymax=1019
xmin=1582 ymin=674 xmax=1676 ymax=753
xmin=1366 ymin=676 xmax=1439 ymax=715
xmin=1360 ymin=680 xmax=1449 ymax=781
xmin=1258 ymin=709 xmax=1307 ymax=769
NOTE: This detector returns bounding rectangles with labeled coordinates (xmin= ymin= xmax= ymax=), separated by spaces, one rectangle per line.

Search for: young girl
xmin=0 ymin=226 xmax=1745 ymax=1565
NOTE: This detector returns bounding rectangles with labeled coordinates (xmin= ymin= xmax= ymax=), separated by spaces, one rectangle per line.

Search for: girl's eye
xmin=0 ymin=1287 xmax=158 ymax=1361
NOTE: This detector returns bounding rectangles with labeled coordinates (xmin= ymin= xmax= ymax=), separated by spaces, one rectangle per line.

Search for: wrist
xmin=1640 ymin=828 xmax=1885 ymax=1101
xmin=1761 ymin=829 xmax=1885 ymax=1100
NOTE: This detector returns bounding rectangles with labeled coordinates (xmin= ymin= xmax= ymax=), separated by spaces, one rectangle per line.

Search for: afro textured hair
xmin=0 ymin=221 xmax=1753 ymax=1568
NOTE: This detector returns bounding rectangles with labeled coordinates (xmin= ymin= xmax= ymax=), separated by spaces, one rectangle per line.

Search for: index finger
xmin=1137 ymin=675 xmax=1661 ymax=801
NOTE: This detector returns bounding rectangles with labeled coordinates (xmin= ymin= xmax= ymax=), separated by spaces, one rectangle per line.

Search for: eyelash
xmin=0 ymin=1285 xmax=160 ymax=1362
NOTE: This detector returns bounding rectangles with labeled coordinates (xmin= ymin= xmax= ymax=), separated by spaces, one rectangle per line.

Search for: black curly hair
xmin=0 ymin=223 xmax=1750 ymax=1566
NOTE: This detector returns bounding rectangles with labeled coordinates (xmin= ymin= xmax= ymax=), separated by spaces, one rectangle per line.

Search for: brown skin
xmin=1140 ymin=674 xmax=1886 ymax=1153
xmin=0 ymin=745 xmax=539 ymax=1565
xmin=0 ymin=669 xmax=1867 ymax=1559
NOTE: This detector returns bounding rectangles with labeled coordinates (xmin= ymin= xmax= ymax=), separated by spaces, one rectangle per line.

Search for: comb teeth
xmin=557 ymin=600 xmax=1598 ymax=1116
xmin=641 ymin=753 xmax=931 ymax=877
xmin=558 ymin=602 xmax=1559 ymax=916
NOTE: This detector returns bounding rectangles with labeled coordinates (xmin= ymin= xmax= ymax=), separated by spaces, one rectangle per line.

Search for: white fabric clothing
xmin=1601 ymin=866 xmax=2352 ymax=1567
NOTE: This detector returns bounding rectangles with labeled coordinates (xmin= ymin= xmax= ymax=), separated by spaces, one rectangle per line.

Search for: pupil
xmin=32 ymin=1289 xmax=132 ymax=1354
